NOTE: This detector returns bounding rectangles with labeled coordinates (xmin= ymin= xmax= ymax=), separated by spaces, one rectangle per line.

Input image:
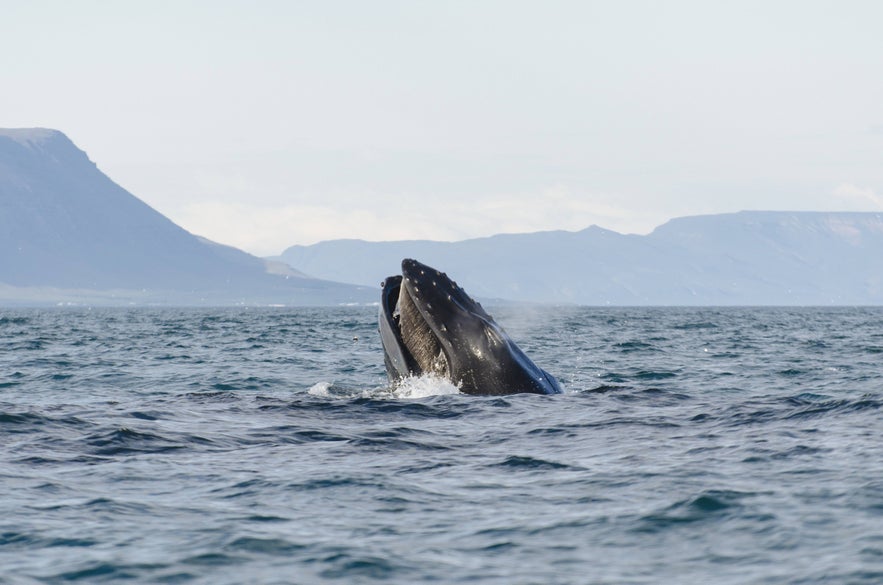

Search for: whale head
xmin=379 ymin=258 xmax=562 ymax=396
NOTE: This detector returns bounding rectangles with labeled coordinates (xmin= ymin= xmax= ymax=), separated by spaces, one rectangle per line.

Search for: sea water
xmin=1 ymin=306 xmax=882 ymax=584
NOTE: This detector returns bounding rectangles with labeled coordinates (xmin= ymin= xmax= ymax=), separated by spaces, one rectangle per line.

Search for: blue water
xmin=2 ymin=306 xmax=882 ymax=584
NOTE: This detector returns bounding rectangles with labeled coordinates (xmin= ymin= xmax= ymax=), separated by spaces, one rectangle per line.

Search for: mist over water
xmin=2 ymin=306 xmax=882 ymax=584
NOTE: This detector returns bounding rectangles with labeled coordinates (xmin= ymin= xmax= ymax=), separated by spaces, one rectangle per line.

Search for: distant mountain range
xmin=0 ymin=128 xmax=371 ymax=305
xmin=3 ymin=128 xmax=881 ymax=306
xmin=274 ymin=211 xmax=883 ymax=305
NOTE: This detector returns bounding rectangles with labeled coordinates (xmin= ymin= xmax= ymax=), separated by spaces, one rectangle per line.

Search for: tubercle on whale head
xmin=400 ymin=259 xmax=489 ymax=321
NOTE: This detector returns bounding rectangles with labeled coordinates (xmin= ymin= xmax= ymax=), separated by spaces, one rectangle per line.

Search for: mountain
xmin=0 ymin=128 xmax=371 ymax=305
xmin=273 ymin=211 xmax=883 ymax=305
xmin=5 ymin=128 xmax=879 ymax=306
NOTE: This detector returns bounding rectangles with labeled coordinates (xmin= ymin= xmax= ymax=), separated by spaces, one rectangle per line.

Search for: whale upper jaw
xmin=379 ymin=259 xmax=562 ymax=396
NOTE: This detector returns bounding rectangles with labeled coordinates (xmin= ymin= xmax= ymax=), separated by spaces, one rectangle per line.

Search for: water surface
xmin=2 ymin=307 xmax=882 ymax=584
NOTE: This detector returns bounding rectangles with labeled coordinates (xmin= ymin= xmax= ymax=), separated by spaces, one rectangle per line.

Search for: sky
xmin=3 ymin=0 xmax=883 ymax=256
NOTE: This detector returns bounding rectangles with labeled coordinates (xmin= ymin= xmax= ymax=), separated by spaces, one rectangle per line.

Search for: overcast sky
xmin=4 ymin=1 xmax=882 ymax=256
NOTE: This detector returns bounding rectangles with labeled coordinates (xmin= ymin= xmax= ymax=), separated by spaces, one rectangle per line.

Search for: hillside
xmin=0 ymin=129 xmax=371 ymax=305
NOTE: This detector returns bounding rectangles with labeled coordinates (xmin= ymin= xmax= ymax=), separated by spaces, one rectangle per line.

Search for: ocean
xmin=1 ymin=306 xmax=882 ymax=584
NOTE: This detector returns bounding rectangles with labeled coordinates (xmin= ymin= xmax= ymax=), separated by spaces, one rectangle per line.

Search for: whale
xmin=379 ymin=258 xmax=562 ymax=396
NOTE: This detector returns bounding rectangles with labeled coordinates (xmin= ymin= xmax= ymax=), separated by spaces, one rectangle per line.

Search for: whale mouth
xmin=378 ymin=258 xmax=563 ymax=396
xmin=380 ymin=273 xmax=451 ymax=379
xmin=380 ymin=258 xmax=499 ymax=384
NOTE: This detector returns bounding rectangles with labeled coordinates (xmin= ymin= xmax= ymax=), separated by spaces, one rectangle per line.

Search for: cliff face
xmin=0 ymin=129 xmax=370 ymax=305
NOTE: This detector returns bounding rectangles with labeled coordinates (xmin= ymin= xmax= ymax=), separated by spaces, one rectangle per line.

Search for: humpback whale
xmin=379 ymin=259 xmax=562 ymax=396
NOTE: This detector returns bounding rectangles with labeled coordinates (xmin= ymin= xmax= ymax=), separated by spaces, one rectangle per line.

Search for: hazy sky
xmin=4 ymin=1 xmax=882 ymax=256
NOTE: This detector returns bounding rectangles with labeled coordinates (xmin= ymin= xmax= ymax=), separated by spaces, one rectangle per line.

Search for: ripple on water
xmin=636 ymin=490 xmax=757 ymax=532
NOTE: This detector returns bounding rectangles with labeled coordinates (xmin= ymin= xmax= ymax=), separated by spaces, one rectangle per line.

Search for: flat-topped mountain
xmin=274 ymin=211 xmax=883 ymax=305
xmin=0 ymin=129 xmax=370 ymax=305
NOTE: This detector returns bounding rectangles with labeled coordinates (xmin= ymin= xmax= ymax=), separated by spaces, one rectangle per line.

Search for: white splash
xmin=392 ymin=375 xmax=462 ymax=399
xmin=307 ymin=381 xmax=335 ymax=397
xmin=307 ymin=376 xmax=461 ymax=400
